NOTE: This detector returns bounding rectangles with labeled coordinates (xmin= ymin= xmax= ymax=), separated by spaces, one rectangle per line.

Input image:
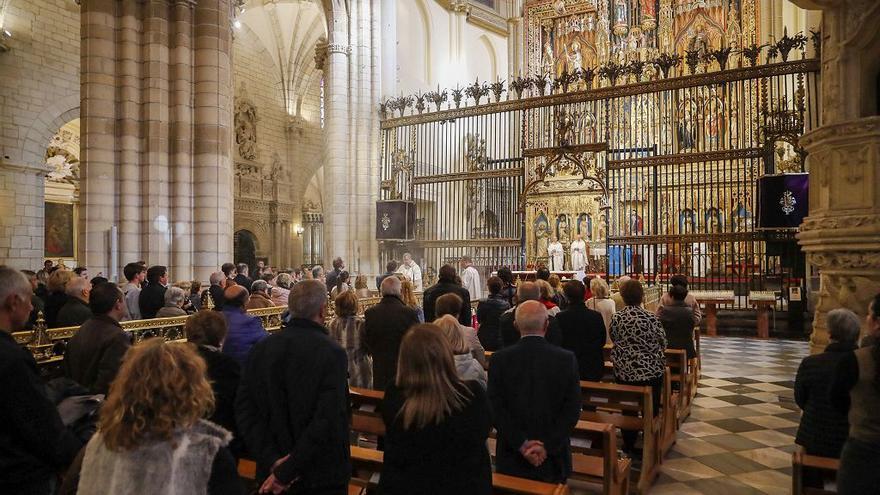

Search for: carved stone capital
xmin=328 ymin=43 xmax=351 ymax=55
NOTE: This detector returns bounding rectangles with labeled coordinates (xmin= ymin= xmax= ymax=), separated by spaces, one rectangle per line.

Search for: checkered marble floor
xmin=650 ymin=336 xmax=808 ymax=495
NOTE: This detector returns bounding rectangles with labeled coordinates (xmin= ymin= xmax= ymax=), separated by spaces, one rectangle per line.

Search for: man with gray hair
xmin=794 ymin=308 xmax=861 ymax=473
xmin=488 ymin=300 xmax=581 ymax=483
xmin=364 ymin=275 xmax=420 ymax=390
xmin=0 ymin=266 xmax=81 ymax=493
xmin=201 ymin=271 xmax=227 ymax=310
xmin=498 ymin=281 xmax=563 ymax=347
xmin=236 ymin=279 xmax=351 ymax=493
xmin=55 ymin=276 xmax=92 ymax=327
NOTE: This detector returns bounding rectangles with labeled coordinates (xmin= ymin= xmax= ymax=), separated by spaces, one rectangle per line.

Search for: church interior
xmin=1 ymin=0 xmax=880 ymax=493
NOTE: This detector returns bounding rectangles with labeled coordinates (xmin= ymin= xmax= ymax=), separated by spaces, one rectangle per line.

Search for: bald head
xmin=516 ymin=281 xmax=540 ymax=303
xmin=515 ymin=300 xmax=549 ymax=336
xmin=223 ymin=285 xmax=249 ymax=309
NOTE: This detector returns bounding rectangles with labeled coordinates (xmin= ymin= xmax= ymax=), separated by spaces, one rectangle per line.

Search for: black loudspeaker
xmin=376 ymin=201 xmax=416 ymax=241
xmin=757 ymin=173 xmax=809 ymax=229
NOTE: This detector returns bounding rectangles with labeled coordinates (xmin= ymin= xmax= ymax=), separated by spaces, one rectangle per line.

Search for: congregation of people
xmin=3 ymin=255 xmax=880 ymax=495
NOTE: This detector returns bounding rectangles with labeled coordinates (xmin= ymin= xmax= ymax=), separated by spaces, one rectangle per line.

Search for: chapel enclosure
xmin=378 ymin=33 xmax=819 ymax=309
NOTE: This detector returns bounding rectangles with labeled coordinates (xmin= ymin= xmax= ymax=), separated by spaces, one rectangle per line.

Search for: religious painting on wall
xmin=679 ymin=208 xmax=697 ymax=233
xmin=45 ymin=202 xmax=75 ymax=258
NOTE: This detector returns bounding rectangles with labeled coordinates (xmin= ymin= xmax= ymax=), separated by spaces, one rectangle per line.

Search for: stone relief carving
xmin=234 ymin=84 xmax=259 ymax=161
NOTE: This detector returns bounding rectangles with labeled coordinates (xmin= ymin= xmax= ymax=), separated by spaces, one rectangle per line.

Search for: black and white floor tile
xmin=650 ymin=336 xmax=808 ymax=494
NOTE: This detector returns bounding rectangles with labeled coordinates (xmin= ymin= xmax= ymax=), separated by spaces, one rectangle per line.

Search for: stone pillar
xmin=79 ymin=0 xmax=232 ymax=281
xmin=192 ymin=0 xmax=234 ymax=281
xmin=792 ymin=0 xmax=880 ymax=352
xmin=322 ymin=1 xmax=382 ymax=275
xmin=380 ymin=0 xmax=397 ymax=99
xmin=322 ymin=5 xmax=351 ymax=269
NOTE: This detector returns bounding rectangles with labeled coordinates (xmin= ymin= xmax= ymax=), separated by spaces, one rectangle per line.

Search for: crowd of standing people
xmin=3 ymin=254 xmax=879 ymax=495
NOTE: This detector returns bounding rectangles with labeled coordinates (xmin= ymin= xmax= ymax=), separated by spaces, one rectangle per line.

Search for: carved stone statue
xmin=234 ymin=84 xmax=259 ymax=161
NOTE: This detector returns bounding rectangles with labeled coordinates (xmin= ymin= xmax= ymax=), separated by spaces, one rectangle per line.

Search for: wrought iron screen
xmin=379 ymin=42 xmax=819 ymax=307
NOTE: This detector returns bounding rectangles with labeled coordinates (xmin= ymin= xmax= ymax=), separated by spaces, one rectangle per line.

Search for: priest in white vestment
xmin=548 ymin=237 xmax=565 ymax=271
xmin=570 ymin=234 xmax=588 ymax=271
xmin=398 ymin=252 xmax=423 ymax=291
xmin=460 ymin=255 xmax=482 ymax=300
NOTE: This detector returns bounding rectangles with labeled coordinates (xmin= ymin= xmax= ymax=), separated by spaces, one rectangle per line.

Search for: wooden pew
xmin=665 ymin=349 xmax=693 ymax=426
xmin=792 ymin=447 xmax=839 ymax=495
xmin=350 ymin=444 xmax=570 ymax=494
xmin=579 ymin=380 xmax=661 ymax=494
xmin=570 ymin=420 xmax=631 ymax=495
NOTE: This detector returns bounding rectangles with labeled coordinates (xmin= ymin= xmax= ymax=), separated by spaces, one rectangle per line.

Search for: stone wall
xmin=0 ymin=0 xmax=80 ymax=270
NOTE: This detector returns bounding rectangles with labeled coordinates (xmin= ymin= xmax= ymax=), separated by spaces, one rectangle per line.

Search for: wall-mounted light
xmin=294 ymin=225 xmax=304 ymax=237
xmin=233 ymin=19 xmax=242 ymax=29
xmin=0 ymin=29 xmax=11 ymax=53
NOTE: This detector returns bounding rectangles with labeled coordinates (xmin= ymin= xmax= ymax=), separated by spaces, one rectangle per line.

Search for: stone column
xmin=0 ymin=162 xmax=47 ymax=269
xmin=80 ymin=0 xmax=233 ymax=281
xmin=792 ymin=0 xmax=880 ymax=352
xmin=192 ymin=0 xmax=234 ymax=281
xmin=322 ymin=5 xmax=351 ymax=268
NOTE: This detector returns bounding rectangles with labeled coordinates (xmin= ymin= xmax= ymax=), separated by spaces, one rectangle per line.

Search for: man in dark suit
xmin=499 ymin=282 xmax=562 ymax=347
xmin=375 ymin=259 xmax=398 ymax=291
xmin=0 ymin=267 xmax=81 ymax=494
xmin=236 ymin=279 xmax=351 ymax=494
xmin=64 ymin=282 xmax=131 ymax=394
xmin=556 ymin=280 xmax=607 ymax=381
xmin=488 ymin=300 xmax=581 ymax=483
xmin=55 ymin=277 xmax=92 ymax=327
xmin=138 ymin=265 xmax=168 ymax=319
xmin=233 ymin=263 xmax=253 ymax=293
xmin=423 ymin=264 xmax=472 ymax=325
xmin=325 ymin=257 xmax=345 ymax=293
xmin=364 ymin=276 xmax=420 ymax=391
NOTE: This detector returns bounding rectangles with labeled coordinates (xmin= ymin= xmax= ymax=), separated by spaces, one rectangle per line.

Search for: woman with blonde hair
xmin=45 ymin=269 xmax=74 ymax=328
xmin=353 ymin=274 xmax=371 ymax=299
xmin=62 ymin=339 xmax=241 ymax=495
xmin=586 ymin=276 xmax=616 ymax=339
xmin=270 ymin=272 xmax=292 ymax=306
xmin=547 ymin=273 xmax=568 ymax=309
xmin=399 ymin=276 xmax=425 ymax=323
xmin=536 ymin=279 xmax=560 ymax=316
xmin=434 ymin=315 xmax=487 ymax=389
xmin=379 ymin=324 xmax=491 ymax=495
xmin=327 ymin=290 xmax=372 ymax=388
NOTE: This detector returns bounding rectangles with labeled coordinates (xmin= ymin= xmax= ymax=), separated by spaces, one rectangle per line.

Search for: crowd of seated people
xmin=10 ymin=257 xmax=880 ymax=495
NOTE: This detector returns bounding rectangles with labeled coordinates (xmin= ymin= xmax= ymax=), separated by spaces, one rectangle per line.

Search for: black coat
xmin=201 ymin=285 xmax=225 ymax=310
xmin=488 ymin=336 xmax=581 ymax=483
xmin=56 ymin=298 xmax=93 ymax=328
xmin=795 ymin=341 xmax=855 ymax=458
xmin=235 ymin=318 xmax=350 ymax=488
xmin=196 ymin=345 xmax=242 ymax=457
xmin=499 ymin=307 xmax=563 ymax=348
xmin=658 ymin=301 xmax=697 ymax=359
xmin=325 ymin=269 xmax=341 ymax=294
xmin=44 ymin=291 xmax=68 ymax=329
xmin=64 ymin=315 xmax=131 ymax=395
xmin=233 ymin=275 xmax=253 ymax=293
xmin=363 ymin=295 xmax=420 ymax=391
xmin=379 ymin=381 xmax=492 ymax=495
xmin=0 ymin=331 xmax=81 ymax=491
xmin=423 ymin=281 xmax=472 ymax=326
xmin=138 ymin=284 xmax=167 ymax=319
xmin=476 ymin=295 xmax=510 ymax=351
xmin=555 ymin=302 xmax=608 ymax=381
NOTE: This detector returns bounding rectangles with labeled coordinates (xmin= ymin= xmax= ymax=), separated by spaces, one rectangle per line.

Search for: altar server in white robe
xmin=570 ymin=234 xmax=588 ymax=271
xmin=460 ymin=255 xmax=483 ymax=300
xmin=548 ymin=237 xmax=565 ymax=271
xmin=398 ymin=252 xmax=423 ymax=291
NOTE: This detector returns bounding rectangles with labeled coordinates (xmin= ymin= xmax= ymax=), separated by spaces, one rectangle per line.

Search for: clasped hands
xmin=519 ymin=440 xmax=547 ymax=467
xmin=260 ymin=454 xmax=296 ymax=494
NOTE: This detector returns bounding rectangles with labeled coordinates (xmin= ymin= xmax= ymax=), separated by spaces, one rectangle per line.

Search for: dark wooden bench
xmin=579 ymin=380 xmax=662 ymax=494
xmin=665 ymin=349 xmax=694 ymax=426
xmin=350 ymin=444 xmax=570 ymax=494
xmin=792 ymin=447 xmax=839 ymax=495
xmin=570 ymin=420 xmax=631 ymax=495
